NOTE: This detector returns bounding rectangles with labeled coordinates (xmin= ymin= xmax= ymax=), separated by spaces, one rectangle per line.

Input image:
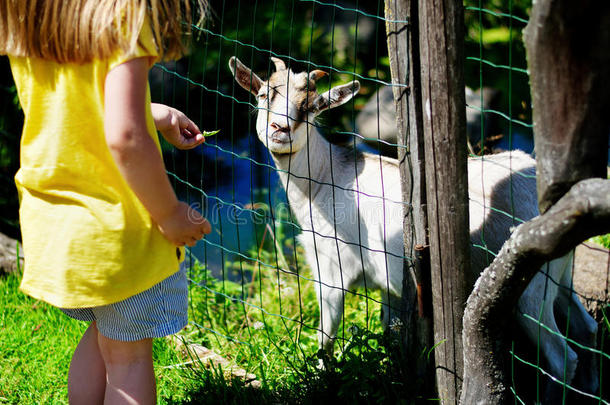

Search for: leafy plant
xmin=592 ymin=234 xmax=610 ymax=249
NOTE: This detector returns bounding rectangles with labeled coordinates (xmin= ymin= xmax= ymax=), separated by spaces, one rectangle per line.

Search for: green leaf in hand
xmin=203 ymin=129 xmax=220 ymax=137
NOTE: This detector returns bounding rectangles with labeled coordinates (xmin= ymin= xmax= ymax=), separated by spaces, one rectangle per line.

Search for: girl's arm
xmin=104 ymin=57 xmax=211 ymax=246
xmin=150 ymin=103 xmax=206 ymax=150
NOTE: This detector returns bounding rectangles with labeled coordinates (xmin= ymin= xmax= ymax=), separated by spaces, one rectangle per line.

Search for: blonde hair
xmin=0 ymin=0 xmax=207 ymax=63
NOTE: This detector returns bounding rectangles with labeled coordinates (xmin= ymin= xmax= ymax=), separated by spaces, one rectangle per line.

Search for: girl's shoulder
xmin=109 ymin=19 xmax=159 ymax=72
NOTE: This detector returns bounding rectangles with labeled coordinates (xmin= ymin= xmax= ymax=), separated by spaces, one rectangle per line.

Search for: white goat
xmin=229 ymin=56 xmax=598 ymax=393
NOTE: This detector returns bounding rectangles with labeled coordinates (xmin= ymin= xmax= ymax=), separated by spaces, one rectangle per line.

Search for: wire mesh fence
xmin=0 ymin=0 xmax=609 ymax=402
xmin=155 ymin=2 xmax=409 ymax=395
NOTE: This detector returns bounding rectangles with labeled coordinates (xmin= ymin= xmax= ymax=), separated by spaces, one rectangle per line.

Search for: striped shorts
xmin=61 ymin=264 xmax=188 ymax=341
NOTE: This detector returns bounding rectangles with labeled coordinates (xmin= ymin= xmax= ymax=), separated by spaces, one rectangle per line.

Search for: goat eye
xmin=257 ymin=93 xmax=267 ymax=100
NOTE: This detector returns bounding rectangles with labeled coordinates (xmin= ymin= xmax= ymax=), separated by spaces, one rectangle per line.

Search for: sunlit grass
xmin=1 ymin=240 xmax=406 ymax=404
xmin=181 ymin=242 xmax=386 ymax=389
xmin=0 ymin=200 xmax=411 ymax=404
xmin=0 ymin=271 xmax=205 ymax=404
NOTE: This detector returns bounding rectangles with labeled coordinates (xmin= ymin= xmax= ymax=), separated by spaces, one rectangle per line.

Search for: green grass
xmin=0 ymin=249 xmax=417 ymax=405
xmin=177 ymin=245 xmax=416 ymax=403
xmin=0 ymin=273 xmax=80 ymax=404
xmin=0 ymin=271 xmax=207 ymax=404
xmin=0 ymin=198 xmax=423 ymax=404
xmin=3 ymin=212 xmax=606 ymax=404
xmin=1 ymin=243 xmax=418 ymax=404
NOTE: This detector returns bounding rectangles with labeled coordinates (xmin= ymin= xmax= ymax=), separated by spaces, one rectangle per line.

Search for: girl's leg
xmin=68 ymin=322 xmax=106 ymax=405
xmin=97 ymin=334 xmax=155 ymax=405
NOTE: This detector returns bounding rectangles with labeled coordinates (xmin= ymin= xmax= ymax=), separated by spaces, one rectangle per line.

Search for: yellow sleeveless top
xmin=9 ymin=23 xmax=182 ymax=308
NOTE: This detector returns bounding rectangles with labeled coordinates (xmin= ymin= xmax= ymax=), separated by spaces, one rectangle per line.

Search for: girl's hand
xmin=151 ymin=103 xmax=205 ymax=150
xmin=156 ymin=201 xmax=212 ymax=247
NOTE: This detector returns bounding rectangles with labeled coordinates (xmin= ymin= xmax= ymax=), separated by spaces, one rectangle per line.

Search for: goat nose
xmin=270 ymin=122 xmax=289 ymax=133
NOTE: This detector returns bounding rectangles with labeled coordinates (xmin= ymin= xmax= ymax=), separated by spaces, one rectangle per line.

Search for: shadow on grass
xmin=170 ymin=329 xmax=426 ymax=405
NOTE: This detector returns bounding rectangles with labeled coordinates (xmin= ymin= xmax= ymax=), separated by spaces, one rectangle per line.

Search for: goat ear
xmin=270 ymin=57 xmax=286 ymax=71
xmin=229 ymin=56 xmax=263 ymax=96
xmin=309 ymin=70 xmax=328 ymax=82
xmin=313 ymin=80 xmax=361 ymax=114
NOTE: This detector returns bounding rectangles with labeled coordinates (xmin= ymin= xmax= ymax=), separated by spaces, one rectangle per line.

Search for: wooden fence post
xmin=386 ymin=0 xmax=471 ymax=402
xmin=418 ymin=1 xmax=470 ymax=403
xmin=385 ymin=0 xmax=434 ymax=398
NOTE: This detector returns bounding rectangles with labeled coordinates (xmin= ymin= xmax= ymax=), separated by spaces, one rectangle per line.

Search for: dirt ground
xmin=573 ymin=242 xmax=610 ymax=322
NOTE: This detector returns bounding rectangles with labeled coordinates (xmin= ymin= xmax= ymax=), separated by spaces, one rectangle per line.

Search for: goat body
xmin=229 ymin=56 xmax=598 ymax=395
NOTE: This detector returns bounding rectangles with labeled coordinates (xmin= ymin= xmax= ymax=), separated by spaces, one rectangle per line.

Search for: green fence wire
xmin=1 ymin=0 xmax=609 ymax=402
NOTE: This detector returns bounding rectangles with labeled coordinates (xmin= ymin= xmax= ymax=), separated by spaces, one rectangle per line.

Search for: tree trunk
xmin=460 ymin=179 xmax=610 ymax=404
xmin=523 ymin=0 xmax=610 ymax=213
xmin=460 ymin=2 xmax=610 ymax=403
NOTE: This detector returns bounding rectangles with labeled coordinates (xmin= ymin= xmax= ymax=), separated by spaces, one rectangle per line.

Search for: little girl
xmin=1 ymin=1 xmax=210 ymax=403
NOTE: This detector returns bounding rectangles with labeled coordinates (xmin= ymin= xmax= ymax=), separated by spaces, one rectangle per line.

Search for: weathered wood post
xmin=418 ymin=2 xmax=470 ymax=403
xmin=385 ymin=0 xmax=434 ymax=397
xmin=386 ymin=0 xmax=471 ymax=403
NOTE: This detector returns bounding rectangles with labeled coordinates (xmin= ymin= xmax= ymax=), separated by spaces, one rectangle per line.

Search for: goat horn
xmin=270 ymin=57 xmax=286 ymax=71
xmin=309 ymin=70 xmax=328 ymax=82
